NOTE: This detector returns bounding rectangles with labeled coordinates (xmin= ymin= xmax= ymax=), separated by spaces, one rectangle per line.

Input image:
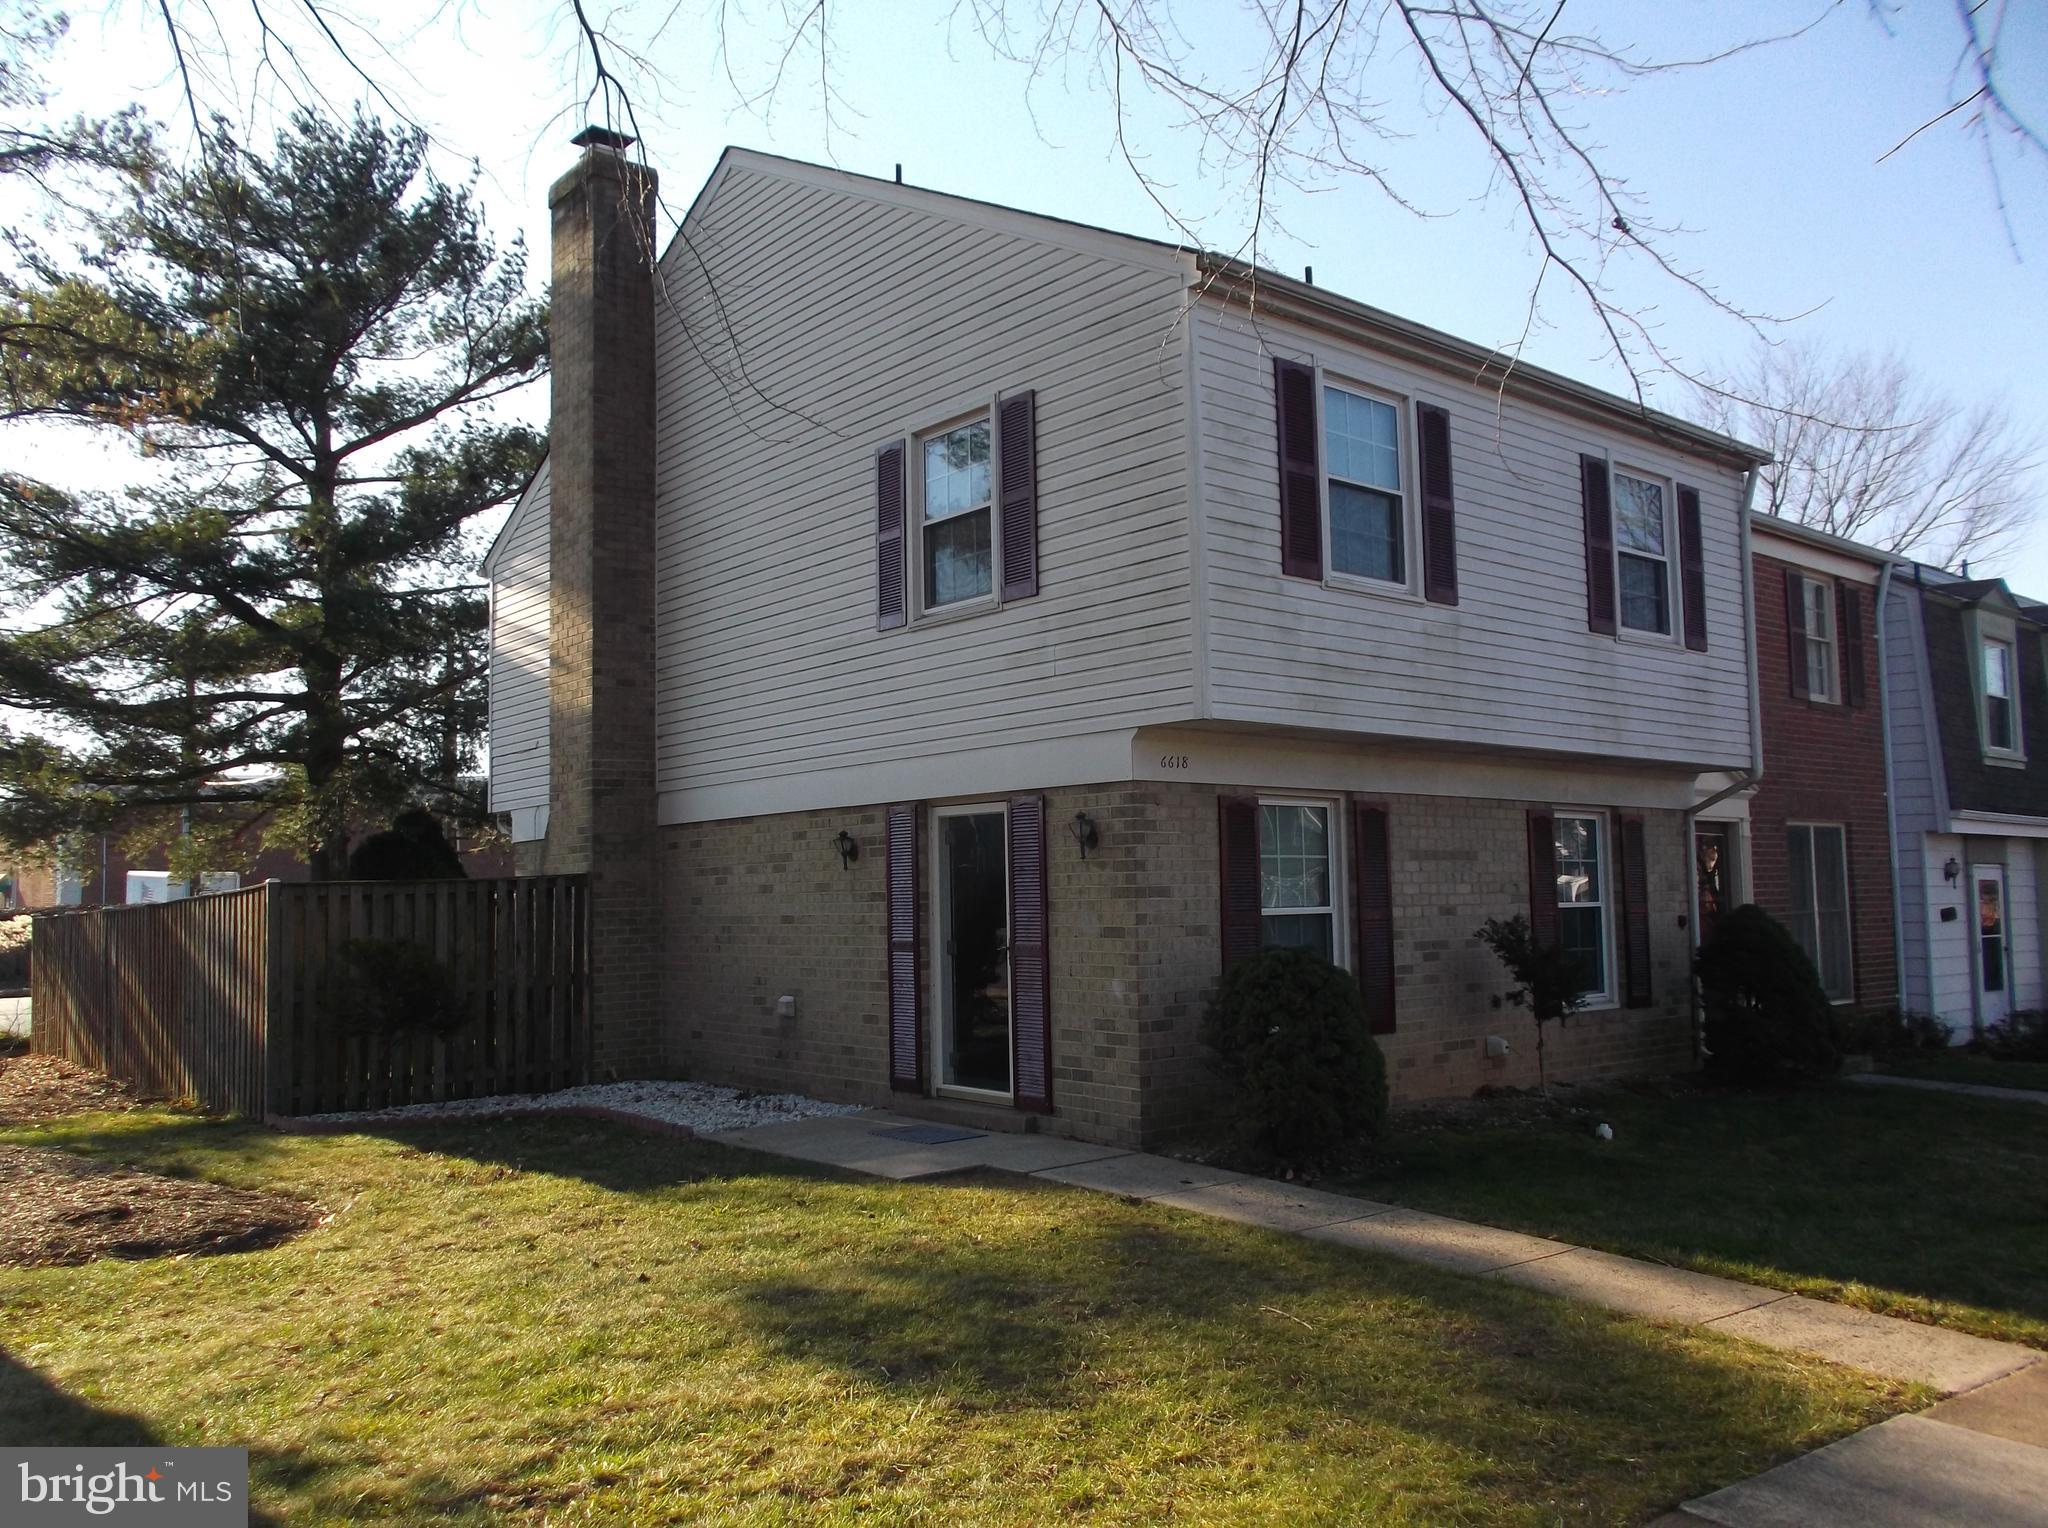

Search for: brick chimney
xmin=545 ymin=127 xmax=661 ymax=1077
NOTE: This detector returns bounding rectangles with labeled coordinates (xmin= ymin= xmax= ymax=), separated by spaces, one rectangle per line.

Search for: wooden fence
xmin=31 ymin=877 xmax=589 ymax=1117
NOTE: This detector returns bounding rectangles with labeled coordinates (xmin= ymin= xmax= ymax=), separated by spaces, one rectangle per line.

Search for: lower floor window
xmin=1786 ymin=824 xmax=1852 ymax=1000
xmin=1259 ymin=801 xmax=1335 ymax=960
xmin=1554 ymin=813 xmax=1608 ymax=999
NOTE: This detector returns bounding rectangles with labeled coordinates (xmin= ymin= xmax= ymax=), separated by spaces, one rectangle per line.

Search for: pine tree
xmin=0 ymin=110 xmax=546 ymax=877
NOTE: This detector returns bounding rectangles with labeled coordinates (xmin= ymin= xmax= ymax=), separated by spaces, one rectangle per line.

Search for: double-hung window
xmin=1786 ymin=824 xmax=1852 ymax=1001
xmin=1553 ymin=813 xmax=1609 ymax=1000
xmin=1322 ymin=384 xmax=1406 ymax=585
xmin=920 ymin=415 xmax=993 ymax=610
xmin=1258 ymin=800 xmax=1338 ymax=960
xmin=1983 ymin=637 xmax=2018 ymax=754
xmin=1613 ymin=469 xmax=1672 ymax=636
xmin=1796 ymin=576 xmax=1838 ymax=702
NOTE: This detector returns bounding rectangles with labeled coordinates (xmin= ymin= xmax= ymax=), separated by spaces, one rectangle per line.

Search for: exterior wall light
xmin=834 ymin=830 xmax=859 ymax=869
xmin=1070 ymin=811 xmax=1099 ymax=859
xmin=1944 ymin=857 xmax=1961 ymax=885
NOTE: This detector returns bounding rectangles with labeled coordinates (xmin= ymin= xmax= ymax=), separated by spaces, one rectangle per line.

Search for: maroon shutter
xmin=875 ymin=442 xmax=907 ymax=631
xmin=886 ymin=803 xmax=922 ymax=1092
xmin=1008 ymin=795 xmax=1052 ymax=1112
xmin=996 ymin=389 xmax=1039 ymax=601
xmin=1352 ymin=802 xmax=1395 ymax=1034
xmin=1273 ymin=357 xmax=1323 ymax=580
xmin=1580 ymin=455 xmax=1616 ymax=635
xmin=1677 ymin=484 xmax=1707 ymax=652
xmin=1526 ymin=809 xmax=1559 ymax=947
xmin=1219 ymin=794 xmax=1262 ymax=970
xmin=1620 ymin=814 xmax=1653 ymax=1008
xmin=1416 ymin=402 xmax=1458 ymax=606
xmin=1785 ymin=568 xmax=1811 ymax=699
xmin=1838 ymin=578 xmax=1866 ymax=706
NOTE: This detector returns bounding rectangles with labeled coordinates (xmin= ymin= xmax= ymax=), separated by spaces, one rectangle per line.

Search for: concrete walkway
xmin=709 ymin=1107 xmax=2048 ymax=1525
xmin=1848 ymin=1072 xmax=2048 ymax=1108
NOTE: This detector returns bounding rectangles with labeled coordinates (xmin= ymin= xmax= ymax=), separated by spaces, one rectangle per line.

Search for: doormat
xmin=873 ymin=1124 xmax=988 ymax=1145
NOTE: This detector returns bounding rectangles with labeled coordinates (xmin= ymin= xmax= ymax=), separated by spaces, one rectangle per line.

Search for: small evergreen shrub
xmin=347 ymin=809 xmax=468 ymax=881
xmin=1695 ymin=904 xmax=1838 ymax=1085
xmin=1983 ymin=1010 xmax=2048 ymax=1062
xmin=328 ymin=938 xmax=466 ymax=1035
xmin=1837 ymin=1005 xmax=1949 ymax=1058
xmin=1201 ymin=947 xmax=1387 ymax=1163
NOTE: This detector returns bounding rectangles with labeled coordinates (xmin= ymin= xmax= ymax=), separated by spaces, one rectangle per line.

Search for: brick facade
xmin=1751 ymin=550 xmax=1898 ymax=1014
xmin=659 ymin=781 xmax=1699 ymax=1148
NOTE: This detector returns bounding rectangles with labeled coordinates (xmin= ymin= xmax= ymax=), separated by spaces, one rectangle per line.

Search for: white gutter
xmin=1683 ymin=465 xmax=1765 ymax=1057
xmin=1875 ymin=560 xmax=1907 ymax=1010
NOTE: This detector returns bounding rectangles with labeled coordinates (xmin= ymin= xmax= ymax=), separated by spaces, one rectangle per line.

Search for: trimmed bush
xmin=1837 ymin=1005 xmax=1949 ymax=1058
xmin=328 ymin=938 xmax=466 ymax=1035
xmin=1983 ymin=1010 xmax=2048 ymax=1062
xmin=1201 ymin=947 xmax=1387 ymax=1162
xmin=347 ymin=809 xmax=467 ymax=881
xmin=1695 ymin=904 xmax=1838 ymax=1085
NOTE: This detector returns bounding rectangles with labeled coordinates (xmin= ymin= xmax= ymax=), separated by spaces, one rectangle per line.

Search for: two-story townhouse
xmin=1884 ymin=564 xmax=2048 ymax=1036
xmin=487 ymin=132 xmax=1767 ymax=1147
xmin=1742 ymin=519 xmax=1901 ymax=1017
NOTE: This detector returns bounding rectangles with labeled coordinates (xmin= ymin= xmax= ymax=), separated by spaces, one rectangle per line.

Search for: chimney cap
xmin=571 ymin=125 xmax=637 ymax=153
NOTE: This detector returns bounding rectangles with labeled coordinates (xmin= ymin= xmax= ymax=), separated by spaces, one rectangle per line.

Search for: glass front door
xmin=935 ymin=807 xmax=1011 ymax=1096
xmin=1695 ymin=823 xmax=1734 ymax=947
xmin=1974 ymin=864 xmax=2011 ymax=1028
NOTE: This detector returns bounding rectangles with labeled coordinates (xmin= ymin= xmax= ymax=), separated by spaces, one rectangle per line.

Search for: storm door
xmin=933 ymin=806 xmax=1012 ymax=1097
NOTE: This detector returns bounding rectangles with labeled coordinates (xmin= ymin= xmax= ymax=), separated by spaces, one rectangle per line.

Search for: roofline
xmin=1749 ymin=514 xmax=1906 ymax=567
xmin=480 ymin=455 xmax=548 ymax=578
xmin=1192 ymin=256 xmax=1773 ymax=472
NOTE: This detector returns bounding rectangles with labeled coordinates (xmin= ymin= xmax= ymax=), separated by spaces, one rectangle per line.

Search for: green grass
xmin=1325 ymin=1082 xmax=2048 ymax=1349
xmin=0 ymin=1110 xmax=1918 ymax=1525
xmin=1882 ymin=1051 xmax=2048 ymax=1093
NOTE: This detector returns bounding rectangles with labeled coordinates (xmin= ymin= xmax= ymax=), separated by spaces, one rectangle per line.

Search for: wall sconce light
xmin=833 ymin=830 xmax=859 ymax=869
xmin=1944 ymin=857 xmax=1961 ymax=885
xmin=1069 ymin=811 xmax=1099 ymax=859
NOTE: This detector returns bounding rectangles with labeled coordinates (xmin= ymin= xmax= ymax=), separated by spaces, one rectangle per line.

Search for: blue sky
xmin=22 ymin=0 xmax=2048 ymax=580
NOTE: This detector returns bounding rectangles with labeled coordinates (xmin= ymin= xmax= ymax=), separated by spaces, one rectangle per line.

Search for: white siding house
xmin=483 ymin=460 xmax=550 ymax=839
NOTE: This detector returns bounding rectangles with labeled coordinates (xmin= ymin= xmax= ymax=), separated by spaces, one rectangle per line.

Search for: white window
xmin=124 ymin=871 xmax=178 ymax=904
xmin=1797 ymin=576 xmax=1838 ymax=702
xmin=198 ymin=872 xmax=241 ymax=895
xmin=1786 ymin=824 xmax=1853 ymax=1001
xmin=1982 ymin=637 xmax=2019 ymax=754
xmin=55 ymin=867 xmax=84 ymax=907
xmin=1258 ymin=800 xmax=1339 ymax=961
xmin=919 ymin=414 xmax=993 ymax=611
xmin=1554 ymin=813 xmax=1610 ymax=1001
xmin=1613 ymin=469 xmax=1672 ymax=636
xmin=1321 ymin=383 xmax=1407 ymax=585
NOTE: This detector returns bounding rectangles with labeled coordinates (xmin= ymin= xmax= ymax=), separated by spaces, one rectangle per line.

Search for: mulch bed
xmin=0 ymin=1145 xmax=323 ymax=1268
xmin=0 ymin=1053 xmax=148 ymax=1124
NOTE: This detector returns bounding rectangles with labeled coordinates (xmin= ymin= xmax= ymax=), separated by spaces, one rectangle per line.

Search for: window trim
xmin=911 ymin=403 xmax=1000 ymax=623
xmin=1255 ymin=795 xmax=1348 ymax=965
xmin=1978 ymin=629 xmax=2024 ymax=762
xmin=927 ymin=799 xmax=1014 ymax=1104
xmin=1796 ymin=574 xmax=1840 ymax=704
xmin=1786 ymin=822 xmax=1855 ymax=1005
xmin=1553 ymin=807 xmax=1616 ymax=1009
xmin=1316 ymin=370 xmax=1422 ymax=601
xmin=1610 ymin=462 xmax=1678 ymax=643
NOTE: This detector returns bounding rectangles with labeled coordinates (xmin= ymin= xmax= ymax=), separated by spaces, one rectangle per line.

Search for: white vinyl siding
xmin=486 ymin=462 xmax=551 ymax=816
xmin=1193 ymin=301 xmax=1752 ymax=769
xmin=651 ymin=161 xmax=1195 ymax=813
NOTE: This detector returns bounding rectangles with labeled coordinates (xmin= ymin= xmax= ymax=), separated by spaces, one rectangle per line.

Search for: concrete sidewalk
xmin=710 ymin=1107 xmax=2048 ymax=1525
xmin=708 ymin=1107 xmax=2038 ymax=1395
xmin=1848 ymin=1072 xmax=2048 ymax=1108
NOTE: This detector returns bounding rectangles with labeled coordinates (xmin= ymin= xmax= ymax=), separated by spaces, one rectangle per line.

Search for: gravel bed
xmin=299 ymin=1079 xmax=864 ymax=1135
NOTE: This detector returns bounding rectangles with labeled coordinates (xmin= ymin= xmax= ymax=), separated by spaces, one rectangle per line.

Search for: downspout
xmin=1875 ymin=560 xmax=1907 ymax=1012
xmin=1683 ymin=465 xmax=1765 ymax=1058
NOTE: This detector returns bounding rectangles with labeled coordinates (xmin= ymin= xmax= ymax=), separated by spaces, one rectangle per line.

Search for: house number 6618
xmin=1159 ymin=754 xmax=1191 ymax=770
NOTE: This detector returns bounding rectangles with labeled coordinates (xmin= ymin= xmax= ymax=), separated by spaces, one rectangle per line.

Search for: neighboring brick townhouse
xmin=1741 ymin=519 xmax=1901 ymax=1019
xmin=485 ymin=131 xmax=1773 ymax=1148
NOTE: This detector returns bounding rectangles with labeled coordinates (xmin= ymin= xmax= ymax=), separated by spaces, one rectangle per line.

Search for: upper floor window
xmin=1259 ymin=800 xmax=1337 ymax=960
xmin=1322 ymin=384 xmax=1406 ymax=585
xmin=920 ymin=415 xmax=993 ymax=610
xmin=1796 ymin=576 xmax=1838 ymax=703
xmin=1982 ymin=636 xmax=2019 ymax=754
xmin=1554 ymin=812 xmax=1610 ymax=1002
xmin=1612 ymin=469 xmax=1671 ymax=635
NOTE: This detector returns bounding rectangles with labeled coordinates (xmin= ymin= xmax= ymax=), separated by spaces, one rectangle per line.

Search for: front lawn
xmin=1882 ymin=1051 xmax=2048 ymax=1093
xmin=0 ymin=1111 xmax=1918 ymax=1525
xmin=1325 ymin=1081 xmax=2048 ymax=1349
